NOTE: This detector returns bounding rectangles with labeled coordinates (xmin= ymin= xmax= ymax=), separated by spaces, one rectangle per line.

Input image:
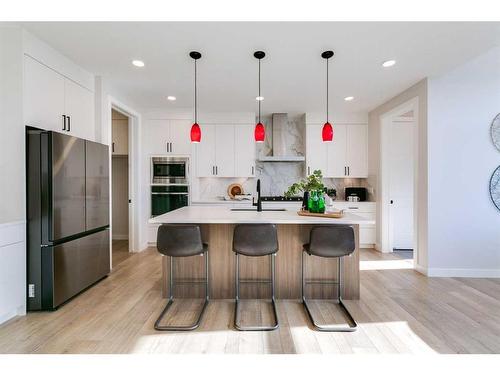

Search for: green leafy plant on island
xmin=284 ymin=169 xmax=325 ymax=197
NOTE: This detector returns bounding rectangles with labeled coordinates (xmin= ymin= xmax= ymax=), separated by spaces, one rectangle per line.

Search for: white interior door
xmin=389 ymin=120 xmax=414 ymax=250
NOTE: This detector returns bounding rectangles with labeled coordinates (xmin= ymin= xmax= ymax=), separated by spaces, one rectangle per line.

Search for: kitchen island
xmin=149 ymin=206 xmax=374 ymax=300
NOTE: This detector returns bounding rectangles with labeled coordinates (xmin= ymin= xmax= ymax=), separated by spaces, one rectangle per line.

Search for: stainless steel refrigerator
xmin=26 ymin=129 xmax=110 ymax=310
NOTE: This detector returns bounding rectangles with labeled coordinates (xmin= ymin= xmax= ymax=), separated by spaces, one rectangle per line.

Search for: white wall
xmin=427 ymin=47 xmax=500 ymax=277
xmin=0 ymin=26 xmax=26 ymax=323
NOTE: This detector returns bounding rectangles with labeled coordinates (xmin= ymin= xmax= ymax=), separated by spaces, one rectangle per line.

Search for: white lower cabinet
xmin=331 ymin=201 xmax=376 ymax=248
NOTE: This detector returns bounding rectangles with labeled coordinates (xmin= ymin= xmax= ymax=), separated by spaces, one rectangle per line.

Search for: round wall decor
xmin=490 ymin=165 xmax=500 ymax=211
xmin=491 ymin=113 xmax=500 ymax=152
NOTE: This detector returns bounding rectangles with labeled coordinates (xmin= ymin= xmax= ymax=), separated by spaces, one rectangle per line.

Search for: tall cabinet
xmin=306 ymin=122 xmax=368 ymax=178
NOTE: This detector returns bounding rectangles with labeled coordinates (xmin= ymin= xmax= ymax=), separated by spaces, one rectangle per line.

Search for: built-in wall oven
xmin=151 ymin=157 xmax=190 ymax=217
xmin=151 ymin=156 xmax=189 ymax=185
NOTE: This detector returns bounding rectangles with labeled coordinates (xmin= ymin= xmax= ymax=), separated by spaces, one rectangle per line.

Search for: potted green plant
xmin=284 ymin=170 xmax=326 ymax=213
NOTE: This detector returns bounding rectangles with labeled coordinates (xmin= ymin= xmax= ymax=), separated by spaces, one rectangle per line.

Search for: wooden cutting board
xmin=297 ymin=209 xmax=345 ymax=219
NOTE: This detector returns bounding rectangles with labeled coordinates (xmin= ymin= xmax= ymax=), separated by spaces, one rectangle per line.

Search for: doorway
xmin=380 ymin=98 xmax=418 ymax=266
xmin=111 ymin=108 xmax=132 ymax=267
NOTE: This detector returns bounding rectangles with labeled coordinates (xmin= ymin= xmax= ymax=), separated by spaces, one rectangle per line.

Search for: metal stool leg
xmin=234 ymin=253 xmax=279 ymax=331
xmin=302 ymin=251 xmax=357 ymax=332
xmin=154 ymin=251 xmax=209 ymax=331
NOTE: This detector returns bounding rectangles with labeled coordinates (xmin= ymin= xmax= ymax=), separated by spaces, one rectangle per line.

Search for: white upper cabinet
xmin=305 ymin=124 xmax=327 ymax=176
xmin=24 ymin=55 xmax=95 ymax=141
xmin=306 ymin=122 xmax=368 ymax=178
xmin=196 ymin=123 xmax=255 ymax=178
xmin=214 ymin=125 xmax=235 ymax=177
xmin=196 ymin=125 xmax=217 ymax=177
xmin=64 ymin=78 xmax=95 ymax=140
xmin=234 ymin=124 xmax=256 ymax=177
xmin=24 ymin=55 xmax=65 ymax=132
xmin=143 ymin=119 xmax=192 ymax=155
xmin=346 ymin=124 xmax=368 ymax=177
xmin=168 ymin=119 xmax=192 ymax=155
xmin=326 ymin=124 xmax=348 ymax=177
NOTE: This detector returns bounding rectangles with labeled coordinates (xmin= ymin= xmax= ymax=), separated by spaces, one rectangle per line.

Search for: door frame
xmin=107 ymin=96 xmax=142 ymax=258
xmin=379 ymin=97 xmax=419 ymax=265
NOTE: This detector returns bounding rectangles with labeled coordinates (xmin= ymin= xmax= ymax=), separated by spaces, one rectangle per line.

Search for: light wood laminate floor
xmin=1 ymin=248 xmax=499 ymax=354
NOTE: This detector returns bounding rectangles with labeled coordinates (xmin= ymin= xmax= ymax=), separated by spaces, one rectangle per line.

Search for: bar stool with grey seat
xmin=302 ymin=225 xmax=357 ymax=332
xmin=233 ymin=224 xmax=279 ymax=331
xmin=154 ymin=224 xmax=209 ymax=331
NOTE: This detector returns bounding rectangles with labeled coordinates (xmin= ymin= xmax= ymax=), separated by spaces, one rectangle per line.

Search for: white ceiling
xmin=21 ymin=22 xmax=500 ymax=115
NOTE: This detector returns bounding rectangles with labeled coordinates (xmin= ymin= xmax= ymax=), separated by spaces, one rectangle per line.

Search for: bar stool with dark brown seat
xmin=233 ymin=224 xmax=279 ymax=331
xmin=154 ymin=224 xmax=209 ymax=331
xmin=302 ymin=225 xmax=357 ymax=332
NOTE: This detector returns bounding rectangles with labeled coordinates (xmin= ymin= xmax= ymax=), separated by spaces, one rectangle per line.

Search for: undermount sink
xmin=230 ymin=208 xmax=286 ymax=212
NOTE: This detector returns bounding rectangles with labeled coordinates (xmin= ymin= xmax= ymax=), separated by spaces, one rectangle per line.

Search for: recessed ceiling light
xmin=167 ymin=96 xmax=176 ymax=101
xmin=382 ymin=60 xmax=396 ymax=68
xmin=256 ymin=96 xmax=264 ymax=101
xmin=132 ymin=60 xmax=145 ymax=67
xmin=344 ymin=96 xmax=354 ymax=101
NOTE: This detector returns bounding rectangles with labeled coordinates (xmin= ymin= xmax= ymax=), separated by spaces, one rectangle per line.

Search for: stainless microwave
xmin=151 ymin=156 xmax=189 ymax=185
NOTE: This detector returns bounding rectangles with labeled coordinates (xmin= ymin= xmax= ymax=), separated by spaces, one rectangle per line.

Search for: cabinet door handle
xmin=348 ymin=166 xmax=350 ymax=176
xmin=169 ymin=142 xmax=173 ymax=153
xmin=251 ymin=166 xmax=254 ymax=175
xmin=344 ymin=166 xmax=347 ymax=176
xmin=62 ymin=115 xmax=66 ymax=131
xmin=212 ymin=166 xmax=215 ymax=175
xmin=166 ymin=141 xmax=169 ymax=152
xmin=216 ymin=166 xmax=218 ymax=175
xmin=112 ymin=142 xmax=115 ymax=153
xmin=308 ymin=166 xmax=310 ymax=175
xmin=67 ymin=116 xmax=71 ymax=132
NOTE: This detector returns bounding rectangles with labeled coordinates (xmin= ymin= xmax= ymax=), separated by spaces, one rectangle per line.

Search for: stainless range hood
xmin=258 ymin=113 xmax=305 ymax=162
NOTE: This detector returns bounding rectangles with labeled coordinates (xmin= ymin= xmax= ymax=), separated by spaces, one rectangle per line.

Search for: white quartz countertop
xmin=149 ymin=206 xmax=375 ymax=225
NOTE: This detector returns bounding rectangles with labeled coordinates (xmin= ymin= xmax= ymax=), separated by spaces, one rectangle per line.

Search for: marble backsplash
xmin=195 ymin=113 xmax=374 ymax=201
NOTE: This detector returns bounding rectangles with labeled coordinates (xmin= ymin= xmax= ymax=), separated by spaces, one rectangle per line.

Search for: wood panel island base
xmin=149 ymin=206 xmax=375 ymax=300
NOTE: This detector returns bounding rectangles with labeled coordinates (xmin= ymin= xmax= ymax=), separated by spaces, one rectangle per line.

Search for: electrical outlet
xmin=28 ymin=284 xmax=35 ymax=298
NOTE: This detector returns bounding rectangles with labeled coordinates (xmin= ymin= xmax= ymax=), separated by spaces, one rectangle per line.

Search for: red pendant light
xmin=254 ymin=51 xmax=266 ymax=142
xmin=321 ymin=50 xmax=334 ymax=142
xmin=189 ymin=51 xmax=202 ymax=143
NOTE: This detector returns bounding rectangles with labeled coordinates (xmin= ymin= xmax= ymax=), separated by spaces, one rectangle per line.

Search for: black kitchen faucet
xmin=252 ymin=179 xmax=263 ymax=212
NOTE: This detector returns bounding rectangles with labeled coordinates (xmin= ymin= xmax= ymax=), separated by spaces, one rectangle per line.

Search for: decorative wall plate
xmin=490 ymin=165 xmax=500 ymax=212
xmin=491 ymin=113 xmax=500 ymax=152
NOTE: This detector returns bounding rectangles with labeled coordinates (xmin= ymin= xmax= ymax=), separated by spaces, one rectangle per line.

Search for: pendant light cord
xmin=326 ymin=57 xmax=329 ymax=123
xmin=258 ymin=58 xmax=261 ymax=123
xmin=194 ymin=59 xmax=197 ymax=123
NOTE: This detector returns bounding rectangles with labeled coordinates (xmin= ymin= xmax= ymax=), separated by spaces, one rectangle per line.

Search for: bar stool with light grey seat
xmin=302 ymin=225 xmax=357 ymax=332
xmin=154 ymin=224 xmax=209 ymax=331
xmin=233 ymin=224 xmax=279 ymax=331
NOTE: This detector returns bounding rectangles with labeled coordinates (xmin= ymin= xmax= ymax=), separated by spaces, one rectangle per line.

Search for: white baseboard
xmin=426 ymin=268 xmax=500 ymax=278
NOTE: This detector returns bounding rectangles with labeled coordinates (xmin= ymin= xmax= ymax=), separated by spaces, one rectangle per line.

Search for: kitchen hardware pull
xmin=348 ymin=166 xmax=350 ymax=176
xmin=216 ymin=166 xmax=218 ymax=175
xmin=251 ymin=166 xmax=254 ymax=175
xmin=169 ymin=143 xmax=173 ymax=153
xmin=67 ymin=116 xmax=71 ymax=131
xmin=308 ymin=166 xmax=310 ymax=175
xmin=212 ymin=166 xmax=215 ymax=175
xmin=151 ymin=192 xmax=189 ymax=195
xmin=348 ymin=207 xmax=359 ymax=209
xmin=62 ymin=115 xmax=66 ymax=131
xmin=112 ymin=142 xmax=115 ymax=153
xmin=344 ymin=166 xmax=347 ymax=175
xmin=166 ymin=142 xmax=169 ymax=152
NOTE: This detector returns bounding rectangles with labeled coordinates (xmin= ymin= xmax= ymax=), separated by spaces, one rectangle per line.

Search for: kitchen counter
xmin=149 ymin=205 xmax=374 ymax=225
xmin=150 ymin=205 xmax=367 ymax=300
